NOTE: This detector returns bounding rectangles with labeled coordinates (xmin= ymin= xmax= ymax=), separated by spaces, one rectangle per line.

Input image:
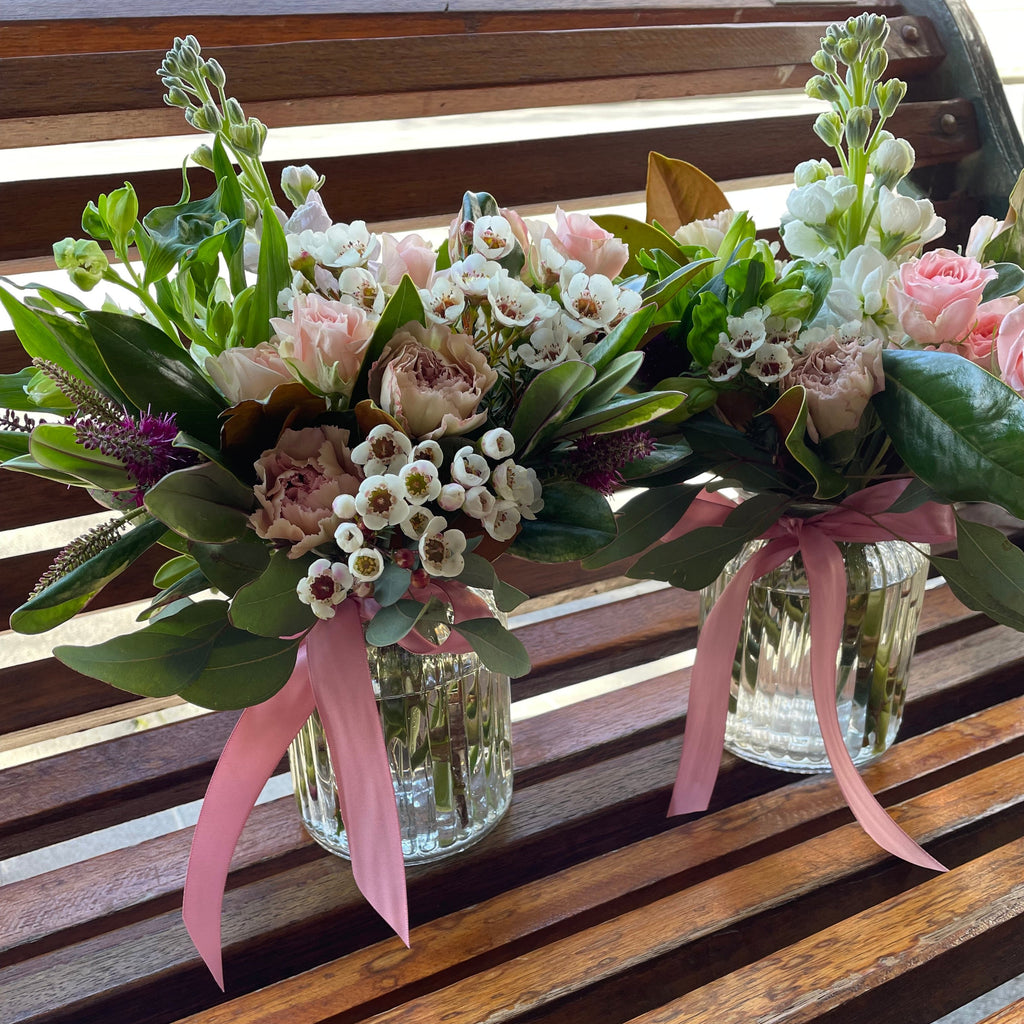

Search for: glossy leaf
xmin=510 ymin=359 xmax=596 ymax=454
xmin=145 ymin=460 xmax=255 ymax=543
xmin=645 ymin=152 xmax=731 ymax=236
xmin=764 ymin=386 xmax=847 ymax=500
xmin=510 ymin=481 xmax=616 ymax=561
xmin=11 ymin=517 xmax=167 ymax=634
xmin=230 ymin=548 xmax=316 ymax=637
xmin=244 ymin=199 xmax=291 ymax=345
xmin=874 ymin=350 xmax=1024 ymax=518
xmin=190 ymin=534 xmax=272 ymax=599
xmin=29 ymin=423 xmax=136 ymax=491
xmin=453 ymin=618 xmax=531 ymax=677
xmin=584 ymin=304 xmax=657 ymax=373
xmin=619 ymin=441 xmax=694 ymax=481
xmin=558 ymin=390 xmax=684 ymax=438
xmin=153 ymin=554 xmax=198 ymax=589
xmin=590 ymin=213 xmax=687 ymax=277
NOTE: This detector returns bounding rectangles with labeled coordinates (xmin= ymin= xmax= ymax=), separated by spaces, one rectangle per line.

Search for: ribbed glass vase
xmin=700 ymin=537 xmax=929 ymax=773
xmin=288 ymin=600 xmax=513 ymax=863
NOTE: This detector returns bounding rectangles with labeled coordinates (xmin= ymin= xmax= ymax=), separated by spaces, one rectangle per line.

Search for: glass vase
xmin=700 ymin=537 xmax=929 ymax=773
xmin=288 ymin=602 xmax=514 ymax=863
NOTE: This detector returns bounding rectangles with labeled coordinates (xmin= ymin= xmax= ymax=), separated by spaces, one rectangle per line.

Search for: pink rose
xmin=206 ymin=343 xmax=292 ymax=404
xmin=887 ymin=248 xmax=997 ymax=345
xmin=250 ymin=425 xmax=361 ymax=558
xmin=369 ymin=321 xmax=498 ymax=439
xmin=553 ymin=207 xmax=629 ymax=279
xmin=271 ymin=293 xmax=374 ymax=396
xmin=997 ymin=302 xmax=1024 ymax=395
xmin=377 ymin=232 xmax=437 ymax=290
xmin=932 ymin=296 xmax=1018 ymax=368
xmin=783 ymin=334 xmax=884 ymax=441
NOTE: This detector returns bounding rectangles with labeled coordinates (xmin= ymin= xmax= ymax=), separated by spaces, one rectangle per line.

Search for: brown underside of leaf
xmin=645 ymin=151 xmax=732 ymax=236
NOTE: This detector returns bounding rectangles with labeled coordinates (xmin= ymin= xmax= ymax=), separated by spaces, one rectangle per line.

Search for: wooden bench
xmin=3 ymin=1 xmax=1024 ymax=1022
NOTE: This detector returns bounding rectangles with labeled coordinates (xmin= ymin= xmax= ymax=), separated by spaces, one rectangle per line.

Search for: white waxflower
xmin=334 ymin=522 xmax=364 ymax=554
xmin=483 ymin=501 xmax=521 ymax=542
xmin=355 ymin=474 xmax=410 ymax=531
xmin=420 ymin=276 xmax=466 ymax=326
xmin=351 ymin=424 xmax=413 ymax=476
xmin=516 ymin=325 xmax=574 ymax=369
xmin=480 ymin=428 xmax=515 ymax=460
xmin=560 ymin=272 xmax=620 ymax=330
xmin=401 ymin=507 xmax=434 ymax=540
xmin=296 ymin=559 xmax=353 ymax=620
xmin=472 ymin=215 xmax=516 ymax=260
xmin=321 ymin=220 xmax=380 ymax=268
xmin=452 ymin=446 xmax=490 ymax=487
xmin=764 ymin=316 xmax=803 ymax=345
xmin=487 ymin=268 xmax=544 ymax=327
xmin=419 ymin=518 xmax=467 ymax=578
xmin=707 ymin=344 xmax=744 ymax=382
xmin=411 ymin=439 xmax=443 ymax=467
xmin=399 ymin=460 xmax=442 ymax=505
xmin=438 ymin=483 xmax=466 ymax=512
xmin=448 ymin=253 xmax=501 ymax=299
xmin=332 ymin=493 xmax=357 ymax=520
xmin=719 ymin=308 xmax=767 ymax=358
xmin=463 ymin=485 xmax=496 ymax=520
xmin=337 ymin=267 xmax=385 ymax=315
xmin=747 ymin=342 xmax=794 ymax=383
xmin=348 ymin=546 xmax=385 ymax=583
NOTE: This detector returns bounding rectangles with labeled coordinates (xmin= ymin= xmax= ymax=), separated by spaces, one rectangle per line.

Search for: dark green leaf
xmin=153 ymin=554 xmax=198 ymax=589
xmin=510 ymin=360 xmax=596 ymax=455
xmin=364 ymin=598 xmax=431 ymax=646
xmin=874 ymin=350 xmax=1024 ymax=519
xmin=191 ymin=533 xmax=272 ymax=598
xmin=0 ymin=430 xmax=30 ymax=463
xmin=584 ymin=304 xmax=658 ymax=373
xmin=557 ymin=390 xmax=684 ymax=438
xmin=627 ymin=524 xmax=748 ymax=590
xmin=510 ymin=480 xmax=616 ymax=561
xmin=982 ymin=262 xmax=1024 ymax=302
xmin=229 ymin=547 xmax=316 ymax=637
xmin=572 ymin=351 xmax=643 ymax=415
xmin=452 ymin=618 xmax=531 ymax=677
xmin=764 ymin=386 xmax=847 ymax=500
xmin=145 ymin=460 xmax=255 ymax=543
xmin=619 ymin=441 xmax=694 ymax=481
xmin=29 ymin=423 xmax=135 ymax=491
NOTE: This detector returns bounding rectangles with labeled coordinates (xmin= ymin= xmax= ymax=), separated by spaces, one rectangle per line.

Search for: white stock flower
xmin=747 ymin=342 xmax=794 ymax=383
xmin=399 ymin=460 xmax=442 ymax=504
xmin=487 ymin=268 xmax=544 ymax=327
xmin=420 ymin=276 xmax=466 ymax=326
xmin=355 ymin=474 xmax=410 ymax=530
xmin=419 ymin=519 xmax=467 ymax=577
xmin=348 ymin=546 xmax=385 ymax=583
xmin=869 ymin=137 xmax=915 ymax=186
xmin=473 ymin=215 xmax=516 ymax=259
xmin=480 ymin=428 xmax=515 ymax=460
xmin=452 ymin=446 xmax=490 ymax=487
xmin=673 ymin=209 xmax=735 ymax=251
xmin=351 ymin=423 xmax=412 ymax=476
xmin=334 ymin=522 xmax=365 ymax=554
xmin=780 ymin=219 xmax=829 ymax=260
xmin=793 ymin=158 xmax=833 ymax=188
xmin=826 ymin=244 xmax=895 ymax=322
xmin=296 ymin=559 xmax=353 ymax=620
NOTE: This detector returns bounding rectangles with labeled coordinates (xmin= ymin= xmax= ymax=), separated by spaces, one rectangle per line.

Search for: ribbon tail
xmin=182 ymin=657 xmax=317 ymax=989
xmin=306 ymin=600 xmax=410 ymax=945
xmin=802 ymin=530 xmax=946 ymax=873
xmin=669 ymin=540 xmax=797 ymax=817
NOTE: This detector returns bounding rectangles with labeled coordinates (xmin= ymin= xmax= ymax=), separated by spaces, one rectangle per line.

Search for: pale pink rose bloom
xmin=887 ymin=248 xmax=997 ymax=345
xmin=271 ymin=293 xmax=374 ymax=395
xmin=250 ymin=425 xmax=362 ymax=558
xmin=996 ymin=302 xmax=1024 ymax=394
xmin=369 ymin=321 xmax=498 ymax=440
xmin=930 ymin=296 xmax=1017 ymax=367
xmin=377 ymin=232 xmax=437 ymax=290
xmin=783 ymin=334 xmax=884 ymax=441
xmin=206 ymin=343 xmax=292 ymax=404
xmin=553 ymin=207 xmax=629 ymax=279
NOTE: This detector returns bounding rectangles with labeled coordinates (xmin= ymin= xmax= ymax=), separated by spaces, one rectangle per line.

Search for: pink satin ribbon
xmin=182 ymin=583 xmax=490 ymax=989
xmin=668 ymin=480 xmax=955 ymax=872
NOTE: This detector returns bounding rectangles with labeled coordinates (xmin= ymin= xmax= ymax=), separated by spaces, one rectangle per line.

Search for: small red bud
xmin=410 ymin=568 xmax=430 ymax=589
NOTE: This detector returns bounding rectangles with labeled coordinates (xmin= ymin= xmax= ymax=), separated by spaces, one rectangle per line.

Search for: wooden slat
xmin=0 ymin=99 xmax=978 ymax=264
xmin=977 ymin=997 xmax=1024 ymax=1024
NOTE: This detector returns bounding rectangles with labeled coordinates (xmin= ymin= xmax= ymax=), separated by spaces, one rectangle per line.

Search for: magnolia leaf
xmin=510 ymin=359 xmax=597 ymax=455
xmin=190 ymin=533 xmax=272 ymax=598
xmin=884 ymin=478 xmax=944 ymax=514
xmin=145 ymin=460 xmax=255 ymax=543
xmin=981 ymin=262 xmax=1024 ymax=302
xmin=83 ymin=310 xmax=225 ymax=445
xmin=453 ymin=618 xmax=531 ymax=677
xmin=645 ymin=151 xmax=731 ymax=237
xmin=153 ymin=554 xmax=199 ymax=590
xmin=29 ymin=423 xmax=135 ymax=491
xmin=929 ymin=516 xmax=1024 ymax=631
xmin=11 ymin=517 xmax=168 ymax=634
xmin=619 ymin=441 xmax=694 ymax=481
xmin=764 ymin=386 xmax=847 ymax=500
xmin=581 ymin=482 xmax=702 ymax=569
xmin=510 ymin=481 xmax=616 ymax=562
xmin=874 ymin=350 xmax=1024 ymax=519
xmin=350 ymin=276 xmax=426 ymax=403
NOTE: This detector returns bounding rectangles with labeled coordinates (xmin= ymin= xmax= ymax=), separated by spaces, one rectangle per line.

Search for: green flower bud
xmin=838 ymin=36 xmax=861 ymax=66
xmin=198 ymin=101 xmax=223 ymax=132
xmin=865 ymin=46 xmax=888 ymax=81
xmin=845 ymin=105 xmax=873 ymax=149
xmin=81 ymin=201 xmax=110 ymax=241
xmin=805 ymin=74 xmax=841 ymax=105
xmin=203 ymin=58 xmax=226 ymax=88
xmin=191 ymin=144 xmax=216 ymax=171
xmin=164 ymin=86 xmax=190 ymax=109
xmin=281 ymin=164 xmax=326 ymax=207
xmin=104 ymin=184 xmax=139 ymax=242
xmin=174 ymin=38 xmax=200 ymax=72
xmin=225 ymin=96 xmax=245 ymax=125
xmin=875 ymin=78 xmax=907 ymax=119
xmin=813 ymin=111 xmax=843 ymax=148
xmin=811 ymin=50 xmax=838 ymax=76
xmin=53 ymin=238 xmax=109 ymax=290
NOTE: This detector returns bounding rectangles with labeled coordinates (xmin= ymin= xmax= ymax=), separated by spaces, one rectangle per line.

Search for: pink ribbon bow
xmin=667 ymin=479 xmax=955 ymax=871
xmin=182 ymin=583 xmax=489 ymax=989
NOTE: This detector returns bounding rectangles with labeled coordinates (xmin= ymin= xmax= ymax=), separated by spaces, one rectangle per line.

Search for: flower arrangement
xmin=0 ymin=37 xmax=693 ymax=705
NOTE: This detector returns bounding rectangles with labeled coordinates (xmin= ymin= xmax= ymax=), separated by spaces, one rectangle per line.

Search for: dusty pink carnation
xmin=784 ymin=334 xmax=884 ymax=441
xmin=887 ymin=248 xmax=997 ymax=345
xmin=271 ymin=293 xmax=374 ymax=396
xmin=206 ymin=343 xmax=292 ymax=404
xmin=250 ymin=425 xmax=361 ymax=557
xmin=369 ymin=322 xmax=498 ymax=440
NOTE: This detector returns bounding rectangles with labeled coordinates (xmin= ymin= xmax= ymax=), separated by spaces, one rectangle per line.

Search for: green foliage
xmin=511 ymin=480 xmax=617 ymax=561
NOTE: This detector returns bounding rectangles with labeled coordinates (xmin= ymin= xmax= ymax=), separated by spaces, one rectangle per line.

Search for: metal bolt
xmin=940 ymin=113 xmax=958 ymax=135
xmin=902 ymin=24 xmax=920 ymax=44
